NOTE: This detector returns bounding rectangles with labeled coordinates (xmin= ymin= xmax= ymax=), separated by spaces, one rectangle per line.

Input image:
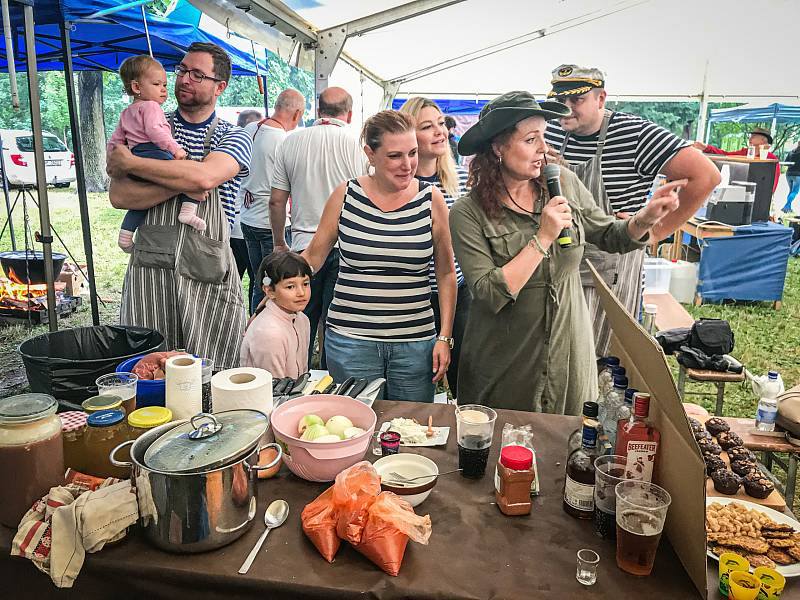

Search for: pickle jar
xmin=59 ymin=410 xmax=88 ymax=473
xmin=83 ymin=409 xmax=129 ymax=479
xmin=0 ymin=394 xmax=65 ymax=527
xmin=82 ymin=394 xmax=125 ymax=415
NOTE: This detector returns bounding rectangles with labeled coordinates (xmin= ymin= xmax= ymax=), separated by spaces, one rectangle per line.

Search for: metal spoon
xmin=238 ymin=499 xmax=289 ymax=574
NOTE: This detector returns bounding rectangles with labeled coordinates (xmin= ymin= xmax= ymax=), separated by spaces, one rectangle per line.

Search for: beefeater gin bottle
xmin=615 ymin=393 xmax=660 ymax=482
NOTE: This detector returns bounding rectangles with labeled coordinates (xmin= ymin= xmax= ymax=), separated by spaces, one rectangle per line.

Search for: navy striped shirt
xmin=416 ymin=166 xmax=468 ymax=291
xmin=327 ymin=179 xmax=435 ymax=342
xmin=168 ymin=111 xmax=252 ymax=228
xmin=545 ymin=112 xmax=687 ymax=214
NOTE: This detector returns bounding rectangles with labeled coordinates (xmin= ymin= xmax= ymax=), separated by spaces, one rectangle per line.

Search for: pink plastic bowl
xmin=270 ymin=394 xmax=377 ymax=482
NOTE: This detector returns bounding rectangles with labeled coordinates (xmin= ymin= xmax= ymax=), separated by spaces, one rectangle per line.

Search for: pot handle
xmin=109 ymin=440 xmax=135 ymax=468
xmin=251 ymin=443 xmax=283 ymax=471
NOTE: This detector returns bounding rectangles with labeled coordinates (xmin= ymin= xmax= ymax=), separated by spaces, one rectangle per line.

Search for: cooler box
xmin=643 ymin=258 xmax=673 ymax=294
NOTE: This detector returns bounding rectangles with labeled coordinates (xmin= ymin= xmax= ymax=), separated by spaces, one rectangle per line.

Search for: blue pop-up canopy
xmin=708 ymin=102 xmax=800 ymax=125
xmin=0 ymin=0 xmax=268 ymax=74
xmin=392 ymin=98 xmax=488 ymax=115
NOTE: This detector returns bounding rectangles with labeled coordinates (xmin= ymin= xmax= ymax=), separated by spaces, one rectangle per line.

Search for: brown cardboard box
xmin=57 ymin=263 xmax=87 ymax=297
xmin=591 ymin=263 xmax=707 ymax=598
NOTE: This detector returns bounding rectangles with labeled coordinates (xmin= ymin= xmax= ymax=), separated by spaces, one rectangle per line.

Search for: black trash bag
xmin=689 ymin=319 xmax=734 ymax=356
xmin=18 ymin=325 xmax=165 ymax=404
xmin=655 ymin=327 xmax=691 ymax=355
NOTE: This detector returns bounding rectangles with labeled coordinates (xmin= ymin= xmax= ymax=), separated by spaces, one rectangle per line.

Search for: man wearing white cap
xmin=545 ymin=64 xmax=719 ymax=357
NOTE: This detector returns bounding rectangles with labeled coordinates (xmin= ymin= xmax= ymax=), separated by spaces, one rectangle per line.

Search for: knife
xmin=311 ymin=375 xmax=334 ymax=394
xmin=336 ymin=376 xmax=355 ymax=396
xmin=290 ymin=373 xmax=310 ymax=395
xmin=347 ymin=378 xmax=368 ymax=398
xmin=359 ymin=378 xmax=385 ymax=399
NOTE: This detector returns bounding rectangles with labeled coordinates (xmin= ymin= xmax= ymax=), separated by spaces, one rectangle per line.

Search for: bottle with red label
xmin=615 ymin=392 xmax=660 ymax=482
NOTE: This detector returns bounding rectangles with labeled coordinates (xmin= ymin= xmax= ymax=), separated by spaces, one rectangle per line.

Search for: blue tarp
xmin=697 ymin=221 xmax=792 ymax=302
xmin=392 ymin=98 xmax=488 ymax=115
xmin=0 ymin=0 xmax=268 ymax=75
xmin=708 ymin=102 xmax=800 ymax=125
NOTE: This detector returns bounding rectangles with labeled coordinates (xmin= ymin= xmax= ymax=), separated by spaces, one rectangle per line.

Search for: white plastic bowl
xmin=373 ymin=453 xmax=439 ymax=507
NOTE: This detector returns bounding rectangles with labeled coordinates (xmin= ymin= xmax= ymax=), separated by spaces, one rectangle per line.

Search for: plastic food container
xmin=643 ymin=258 xmax=673 ymax=294
xmin=117 ymin=355 xmax=165 ymax=408
xmin=270 ymin=395 xmax=376 ymax=482
xmin=0 ymin=394 xmax=65 ymax=527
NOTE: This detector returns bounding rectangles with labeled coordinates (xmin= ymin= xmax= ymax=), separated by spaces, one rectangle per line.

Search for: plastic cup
xmin=754 ymin=566 xmax=786 ymax=599
xmin=594 ymin=455 xmax=628 ymax=539
xmin=747 ymin=145 xmax=756 ymax=159
xmin=759 ymin=147 xmax=769 ymax=160
xmin=719 ymin=552 xmax=750 ymax=597
xmin=614 ymin=480 xmax=671 ymax=576
xmin=729 ymin=571 xmax=762 ymax=600
xmin=576 ymin=548 xmax=600 ymax=586
xmin=455 ymin=405 xmax=497 ymax=478
xmin=96 ymin=372 xmax=138 ymax=414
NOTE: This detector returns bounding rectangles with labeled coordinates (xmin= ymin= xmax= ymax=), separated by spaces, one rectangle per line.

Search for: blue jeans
xmin=305 ymin=248 xmax=339 ymax=368
xmin=784 ymin=175 xmax=800 ymax=212
xmin=241 ymin=223 xmax=292 ymax=312
xmin=324 ymin=328 xmax=436 ymax=402
xmin=121 ymin=142 xmax=195 ymax=232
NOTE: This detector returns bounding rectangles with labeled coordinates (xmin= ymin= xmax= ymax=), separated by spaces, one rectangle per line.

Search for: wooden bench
xmin=643 ymin=292 xmax=694 ymax=331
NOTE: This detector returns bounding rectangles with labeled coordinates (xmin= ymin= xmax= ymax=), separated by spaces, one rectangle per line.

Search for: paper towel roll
xmin=165 ymin=355 xmax=203 ymax=420
xmin=211 ymin=368 xmax=273 ymax=415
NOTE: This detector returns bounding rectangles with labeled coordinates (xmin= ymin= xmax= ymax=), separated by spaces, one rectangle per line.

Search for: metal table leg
xmin=677 ymin=365 xmax=686 ymax=400
xmin=787 ymin=455 xmax=798 ymax=511
xmin=715 ymin=382 xmax=725 ymax=416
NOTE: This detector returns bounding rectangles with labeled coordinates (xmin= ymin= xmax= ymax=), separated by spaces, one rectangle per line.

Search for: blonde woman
xmin=399 ymin=97 xmax=470 ymax=399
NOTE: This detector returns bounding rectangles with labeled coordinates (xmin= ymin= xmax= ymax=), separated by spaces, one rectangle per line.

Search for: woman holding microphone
xmin=450 ymin=91 xmax=684 ymax=414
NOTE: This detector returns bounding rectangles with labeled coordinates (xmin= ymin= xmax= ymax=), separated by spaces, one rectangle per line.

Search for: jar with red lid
xmin=59 ymin=410 xmax=88 ymax=473
xmin=494 ymin=445 xmax=535 ymax=516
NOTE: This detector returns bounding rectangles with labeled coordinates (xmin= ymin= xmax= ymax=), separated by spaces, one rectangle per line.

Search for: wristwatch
xmin=436 ymin=335 xmax=454 ymax=349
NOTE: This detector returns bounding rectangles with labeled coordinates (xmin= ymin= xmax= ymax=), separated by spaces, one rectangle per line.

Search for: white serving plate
xmin=706 ymin=496 xmax=800 ymax=578
xmin=378 ymin=421 xmax=449 ymax=447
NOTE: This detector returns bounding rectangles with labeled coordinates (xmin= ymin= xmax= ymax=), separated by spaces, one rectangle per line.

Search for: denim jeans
xmin=305 ymin=248 xmax=339 ymax=368
xmin=230 ymin=237 xmax=253 ymax=310
xmin=241 ymin=223 xmax=292 ymax=312
xmin=430 ymin=283 xmax=472 ymax=399
xmin=325 ymin=328 xmax=436 ymax=402
xmin=784 ymin=175 xmax=800 ymax=212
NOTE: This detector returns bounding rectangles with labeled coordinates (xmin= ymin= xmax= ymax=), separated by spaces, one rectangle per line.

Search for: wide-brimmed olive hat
xmin=457 ymin=91 xmax=571 ymax=156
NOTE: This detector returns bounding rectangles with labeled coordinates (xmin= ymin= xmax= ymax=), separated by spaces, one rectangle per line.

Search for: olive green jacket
xmin=449 ymin=168 xmax=647 ymax=414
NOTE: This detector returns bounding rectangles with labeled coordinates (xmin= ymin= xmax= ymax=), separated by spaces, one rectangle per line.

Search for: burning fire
xmin=0 ymin=277 xmax=49 ymax=307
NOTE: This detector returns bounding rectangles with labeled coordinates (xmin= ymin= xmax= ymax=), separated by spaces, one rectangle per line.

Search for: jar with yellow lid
xmin=128 ymin=406 xmax=173 ymax=439
xmin=82 ymin=394 xmax=125 ymax=415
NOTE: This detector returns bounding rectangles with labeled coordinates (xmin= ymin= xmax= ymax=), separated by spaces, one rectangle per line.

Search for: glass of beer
xmin=454 ymin=405 xmax=497 ymax=478
xmin=594 ymin=455 xmax=628 ymax=539
xmin=614 ymin=480 xmax=671 ymax=576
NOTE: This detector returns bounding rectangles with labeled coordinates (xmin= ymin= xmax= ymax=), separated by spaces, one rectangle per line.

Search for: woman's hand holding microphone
xmin=537 ymin=196 xmax=574 ymax=250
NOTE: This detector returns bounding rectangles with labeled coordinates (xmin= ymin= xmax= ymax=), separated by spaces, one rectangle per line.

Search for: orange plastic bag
xmin=355 ymin=491 xmax=432 ymax=576
xmin=331 ymin=461 xmax=381 ymax=545
xmin=301 ymin=487 xmax=340 ymax=562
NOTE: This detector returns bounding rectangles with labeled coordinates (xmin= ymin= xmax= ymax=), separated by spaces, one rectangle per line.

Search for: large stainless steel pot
xmin=110 ymin=412 xmax=281 ymax=553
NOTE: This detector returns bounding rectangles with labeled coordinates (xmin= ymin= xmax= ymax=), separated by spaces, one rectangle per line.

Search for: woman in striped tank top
xmin=302 ymin=110 xmax=457 ymax=402
xmin=399 ymin=97 xmax=471 ymax=400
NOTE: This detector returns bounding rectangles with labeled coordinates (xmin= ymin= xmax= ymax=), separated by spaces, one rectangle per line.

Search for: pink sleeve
xmin=107 ymin=123 xmax=126 ymax=152
xmin=138 ymin=101 xmax=183 ymax=156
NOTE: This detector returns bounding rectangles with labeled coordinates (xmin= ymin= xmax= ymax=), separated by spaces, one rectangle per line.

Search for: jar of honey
xmin=0 ymin=394 xmax=65 ymax=527
xmin=82 ymin=394 xmax=125 ymax=415
xmin=128 ymin=406 xmax=172 ymax=440
xmin=59 ymin=410 xmax=88 ymax=473
xmin=83 ymin=409 xmax=129 ymax=479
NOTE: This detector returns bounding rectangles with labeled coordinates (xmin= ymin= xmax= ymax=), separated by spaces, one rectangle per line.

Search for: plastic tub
xmin=270 ymin=394 xmax=376 ymax=482
xmin=18 ymin=326 xmax=165 ymax=405
xmin=117 ymin=355 xmax=165 ymax=408
xmin=668 ymin=260 xmax=698 ymax=303
xmin=643 ymin=258 xmax=673 ymax=294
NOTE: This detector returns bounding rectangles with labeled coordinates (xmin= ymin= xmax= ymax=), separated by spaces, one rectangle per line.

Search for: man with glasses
xmin=107 ymin=42 xmax=253 ymax=369
xmin=544 ymin=64 xmax=719 ymax=357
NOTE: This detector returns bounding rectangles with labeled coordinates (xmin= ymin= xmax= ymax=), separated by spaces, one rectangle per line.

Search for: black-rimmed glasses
xmin=174 ymin=65 xmax=222 ymax=83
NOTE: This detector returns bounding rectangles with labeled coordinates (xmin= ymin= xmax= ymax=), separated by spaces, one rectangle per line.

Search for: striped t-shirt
xmin=326 ymin=179 xmax=436 ymax=342
xmin=168 ymin=111 xmax=252 ymax=228
xmin=544 ymin=112 xmax=687 ymax=214
xmin=416 ymin=166 xmax=468 ymax=291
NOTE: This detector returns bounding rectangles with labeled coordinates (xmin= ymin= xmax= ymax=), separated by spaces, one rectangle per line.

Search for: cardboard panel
xmin=591 ymin=262 xmax=707 ymax=598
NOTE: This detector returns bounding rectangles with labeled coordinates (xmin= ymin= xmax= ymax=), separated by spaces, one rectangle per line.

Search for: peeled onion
xmin=325 ymin=415 xmax=354 ymax=438
xmin=301 ymin=423 xmax=330 ymax=441
xmin=343 ymin=426 xmax=366 ymax=439
xmin=313 ymin=434 xmax=343 ymax=443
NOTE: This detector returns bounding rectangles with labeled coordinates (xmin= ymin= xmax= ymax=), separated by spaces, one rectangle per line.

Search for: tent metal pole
xmin=1 ymin=0 xmax=20 ymax=108
xmin=22 ymin=2 xmax=58 ymax=331
xmin=140 ymin=4 xmax=153 ymax=58
xmin=695 ymin=60 xmax=710 ymax=142
xmin=0 ymin=130 xmax=17 ymax=250
xmin=85 ymin=0 xmax=150 ymax=21
xmin=60 ymin=20 xmax=101 ymax=326
xmin=705 ymin=120 xmax=711 ymax=145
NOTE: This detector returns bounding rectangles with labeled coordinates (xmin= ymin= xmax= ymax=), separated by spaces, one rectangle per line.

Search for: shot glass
xmin=455 ymin=405 xmax=497 ymax=478
xmin=728 ymin=571 xmax=761 ymax=600
xmin=576 ymin=548 xmax=600 ymax=586
xmin=754 ymin=566 xmax=786 ymax=599
xmin=615 ymin=480 xmax=671 ymax=576
xmin=380 ymin=431 xmax=401 ymax=456
xmin=96 ymin=372 xmax=138 ymax=414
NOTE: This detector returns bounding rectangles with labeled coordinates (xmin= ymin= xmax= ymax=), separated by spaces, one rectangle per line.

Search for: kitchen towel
xmin=211 ymin=367 xmax=273 ymax=415
xmin=165 ymin=355 xmax=202 ymax=420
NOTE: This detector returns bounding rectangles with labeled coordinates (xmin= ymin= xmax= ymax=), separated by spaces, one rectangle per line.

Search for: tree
xmin=77 ymin=71 xmax=108 ymax=192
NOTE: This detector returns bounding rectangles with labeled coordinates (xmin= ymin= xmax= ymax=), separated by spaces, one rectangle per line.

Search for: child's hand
xmin=174 ymin=148 xmax=188 ymax=160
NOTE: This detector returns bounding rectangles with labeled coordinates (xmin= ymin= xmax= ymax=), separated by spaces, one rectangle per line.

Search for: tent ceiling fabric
xmin=286 ymin=0 xmax=796 ymax=101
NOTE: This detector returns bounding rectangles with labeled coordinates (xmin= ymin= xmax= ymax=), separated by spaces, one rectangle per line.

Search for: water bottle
xmin=602 ymin=375 xmax=628 ymax=451
xmin=756 ymin=371 xmax=780 ymax=432
xmin=597 ymin=357 xmax=620 ymax=398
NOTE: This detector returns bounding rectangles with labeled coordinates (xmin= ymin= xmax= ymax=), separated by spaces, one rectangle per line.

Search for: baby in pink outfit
xmin=241 ymin=251 xmax=312 ymax=379
xmin=108 ymin=55 xmax=205 ymax=252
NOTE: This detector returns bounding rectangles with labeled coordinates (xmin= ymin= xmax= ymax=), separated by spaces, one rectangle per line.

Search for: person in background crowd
xmin=230 ymin=109 xmax=263 ymax=308
xmin=107 ymin=42 xmax=252 ymax=369
xmin=400 ymin=97 xmax=471 ymax=399
xmin=301 ymin=110 xmax=457 ymax=402
xmin=545 ymin=64 xmax=719 ymax=358
xmin=240 ymin=89 xmax=305 ymax=312
xmin=782 ymin=144 xmax=800 ymax=213
xmin=450 ymin=91 xmax=684 ymax=414
xmin=241 ymin=251 xmax=311 ymax=378
xmin=269 ymin=87 xmax=368 ymax=366
xmin=694 ymin=127 xmax=780 ymax=193
xmin=445 ymin=115 xmax=460 ymax=164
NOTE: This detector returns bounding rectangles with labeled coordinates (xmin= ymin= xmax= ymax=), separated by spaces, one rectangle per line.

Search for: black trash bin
xmin=18 ymin=325 xmax=165 ymax=404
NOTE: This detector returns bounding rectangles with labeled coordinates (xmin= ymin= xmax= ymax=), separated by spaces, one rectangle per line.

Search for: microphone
xmin=543 ymin=163 xmax=573 ymax=248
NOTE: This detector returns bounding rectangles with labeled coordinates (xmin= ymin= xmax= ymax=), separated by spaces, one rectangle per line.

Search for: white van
xmin=0 ymin=129 xmax=76 ymax=188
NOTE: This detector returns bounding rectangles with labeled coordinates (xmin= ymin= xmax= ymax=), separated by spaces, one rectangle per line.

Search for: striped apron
xmin=561 ymin=110 xmax=645 ymax=358
xmin=120 ymin=117 xmax=247 ymax=369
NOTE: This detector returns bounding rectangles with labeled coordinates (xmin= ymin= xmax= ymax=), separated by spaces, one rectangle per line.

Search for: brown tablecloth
xmin=0 ymin=400 xmax=775 ymax=599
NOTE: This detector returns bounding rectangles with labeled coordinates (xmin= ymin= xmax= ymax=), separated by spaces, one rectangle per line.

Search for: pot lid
xmin=143 ymin=410 xmax=268 ymax=473
xmin=0 ymin=393 xmax=57 ymax=424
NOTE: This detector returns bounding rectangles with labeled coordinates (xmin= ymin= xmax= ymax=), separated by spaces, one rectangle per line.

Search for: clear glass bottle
xmin=616 ymin=393 xmax=661 ymax=482
xmin=563 ymin=421 xmax=599 ymax=520
xmin=567 ymin=401 xmax=599 ymax=460
xmin=597 ymin=357 xmax=621 ymax=398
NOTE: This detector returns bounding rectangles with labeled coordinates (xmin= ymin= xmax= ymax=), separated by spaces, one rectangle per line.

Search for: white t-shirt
xmin=271 ymin=117 xmax=368 ymax=251
xmin=239 ymin=121 xmax=288 ymax=229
